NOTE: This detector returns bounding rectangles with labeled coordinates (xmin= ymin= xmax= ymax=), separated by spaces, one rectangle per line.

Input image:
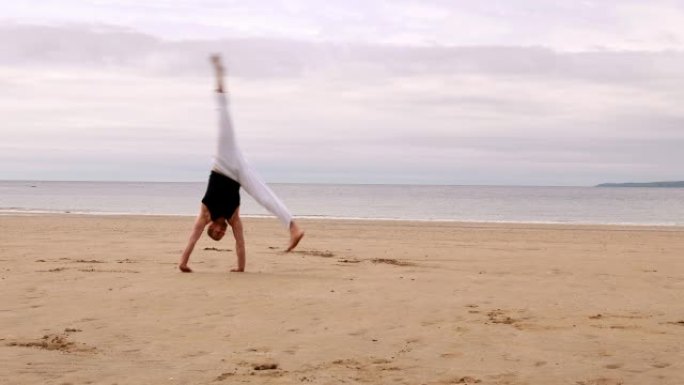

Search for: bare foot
xmin=286 ymin=222 xmax=305 ymax=252
xmin=179 ymin=265 xmax=192 ymax=273
xmin=230 ymin=267 xmax=245 ymax=273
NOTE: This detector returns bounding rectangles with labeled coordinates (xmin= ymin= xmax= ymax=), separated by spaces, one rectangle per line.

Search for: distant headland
xmin=596 ymin=181 xmax=684 ymax=188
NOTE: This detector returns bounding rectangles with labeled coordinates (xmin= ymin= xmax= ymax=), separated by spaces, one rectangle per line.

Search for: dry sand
xmin=1 ymin=215 xmax=683 ymax=385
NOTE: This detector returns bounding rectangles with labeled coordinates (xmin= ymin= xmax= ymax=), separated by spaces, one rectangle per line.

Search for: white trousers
xmin=236 ymin=161 xmax=293 ymax=228
xmin=212 ymin=93 xmax=293 ymax=228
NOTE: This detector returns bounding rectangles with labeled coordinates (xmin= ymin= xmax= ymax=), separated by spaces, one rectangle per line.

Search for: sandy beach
xmin=1 ymin=215 xmax=682 ymax=385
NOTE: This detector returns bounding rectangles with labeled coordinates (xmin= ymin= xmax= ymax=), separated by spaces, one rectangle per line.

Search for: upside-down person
xmin=178 ymin=54 xmax=304 ymax=273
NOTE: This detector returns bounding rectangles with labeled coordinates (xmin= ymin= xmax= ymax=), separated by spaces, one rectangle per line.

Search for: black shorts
xmin=201 ymin=171 xmax=241 ymax=221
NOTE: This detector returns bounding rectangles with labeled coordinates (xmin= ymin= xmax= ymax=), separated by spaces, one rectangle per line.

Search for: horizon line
xmin=0 ymin=178 xmax=597 ymax=188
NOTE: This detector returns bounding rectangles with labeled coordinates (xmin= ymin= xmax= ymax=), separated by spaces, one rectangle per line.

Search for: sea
xmin=1 ymin=180 xmax=683 ymax=226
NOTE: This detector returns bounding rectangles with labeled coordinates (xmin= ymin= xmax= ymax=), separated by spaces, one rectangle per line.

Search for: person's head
xmin=207 ymin=218 xmax=228 ymax=241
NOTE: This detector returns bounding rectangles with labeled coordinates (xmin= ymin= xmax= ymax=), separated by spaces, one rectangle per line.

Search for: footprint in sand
xmin=283 ymin=348 xmax=298 ymax=355
xmin=589 ymin=312 xmax=650 ymax=320
xmin=484 ymin=309 xmax=547 ymax=331
xmin=607 ymin=325 xmax=639 ymax=330
xmin=6 ymin=333 xmax=95 ymax=353
xmin=348 ymin=329 xmax=368 ymax=337
xmin=215 ymin=372 xmax=235 ymax=381
xmin=370 ymin=258 xmax=415 ymax=266
xmin=331 ymin=357 xmax=399 ymax=373
xmin=78 ymin=268 xmax=139 ymax=273
xmin=488 ymin=373 xmax=520 ymax=384
xmin=576 ymin=378 xmax=623 ymax=385
xmin=440 ymin=352 xmax=464 ymax=359
xmin=578 ymin=377 xmax=624 ymax=385
xmin=295 ymin=249 xmax=335 ymax=258
xmin=245 ymin=346 xmax=271 ymax=353
xmin=465 ymin=303 xmax=480 ymax=314
xmin=183 ymin=350 xmax=209 ymax=358
xmin=203 ymin=247 xmax=232 ymax=252
xmin=337 ymin=258 xmax=361 ymax=264
xmin=652 ymin=362 xmax=670 ymax=369
xmin=332 ymin=358 xmax=362 ymax=367
xmin=447 ymin=377 xmax=481 ymax=384
xmin=486 ymin=309 xmax=518 ymax=325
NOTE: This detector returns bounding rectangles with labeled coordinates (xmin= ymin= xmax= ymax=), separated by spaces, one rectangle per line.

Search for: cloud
xmin=5 ymin=0 xmax=684 ymax=51
xmin=1 ymin=23 xmax=683 ymax=184
xmin=4 ymin=23 xmax=684 ymax=84
xmin=544 ymin=2 xmax=684 ymax=51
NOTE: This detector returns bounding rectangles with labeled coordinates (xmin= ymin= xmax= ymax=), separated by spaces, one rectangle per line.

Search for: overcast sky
xmin=2 ymin=1 xmax=684 ymax=185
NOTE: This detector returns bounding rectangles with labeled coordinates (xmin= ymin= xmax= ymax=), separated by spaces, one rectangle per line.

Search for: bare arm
xmin=178 ymin=205 xmax=211 ymax=272
xmin=228 ymin=209 xmax=246 ymax=272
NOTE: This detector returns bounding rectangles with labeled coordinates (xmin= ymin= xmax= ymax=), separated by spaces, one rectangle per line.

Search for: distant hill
xmin=596 ymin=181 xmax=684 ymax=188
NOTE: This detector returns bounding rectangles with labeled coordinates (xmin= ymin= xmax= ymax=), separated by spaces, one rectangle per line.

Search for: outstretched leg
xmin=211 ymin=54 xmax=304 ymax=252
xmin=238 ymin=162 xmax=304 ymax=251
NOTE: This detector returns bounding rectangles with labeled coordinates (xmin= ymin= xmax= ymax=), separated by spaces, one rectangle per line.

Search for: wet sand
xmin=1 ymin=215 xmax=683 ymax=385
